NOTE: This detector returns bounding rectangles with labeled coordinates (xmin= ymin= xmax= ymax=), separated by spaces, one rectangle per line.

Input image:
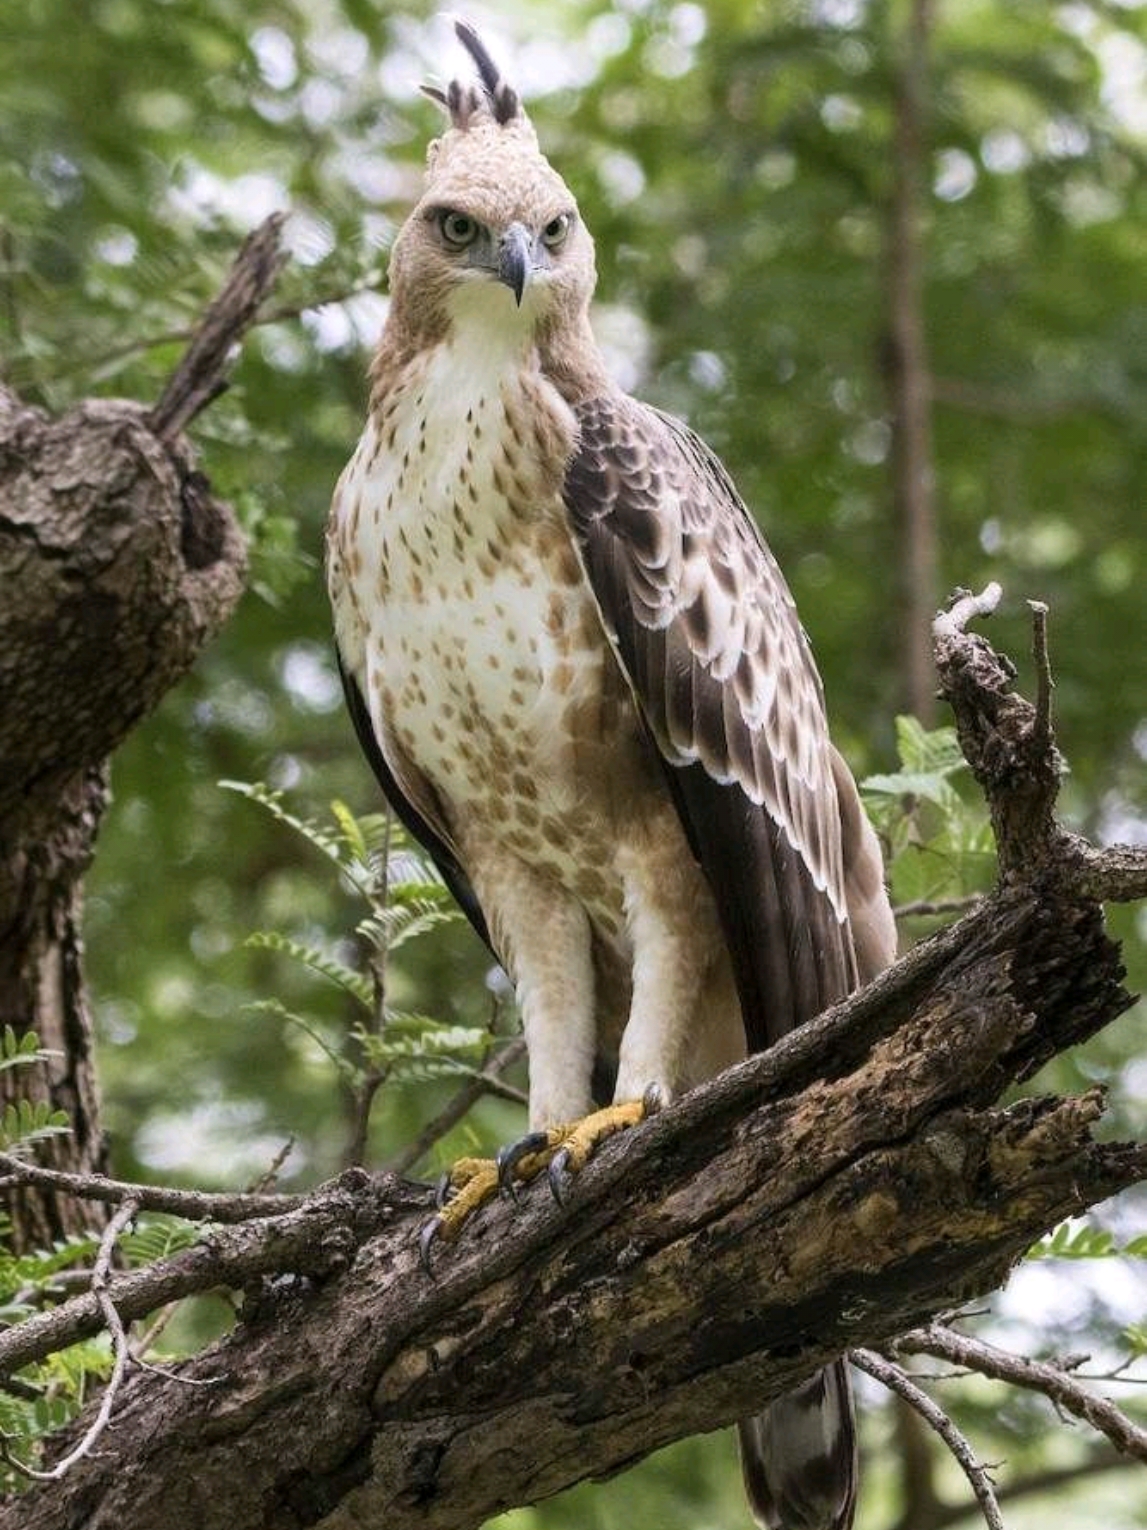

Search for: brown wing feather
xmin=563 ymin=394 xmax=856 ymax=1048
xmin=335 ymin=649 xmax=493 ymax=956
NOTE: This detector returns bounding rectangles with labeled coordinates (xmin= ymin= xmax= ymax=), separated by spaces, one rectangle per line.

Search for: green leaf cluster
xmin=230 ymin=785 xmax=486 ymax=1108
xmin=0 ymin=1029 xmax=71 ymax=1156
xmin=1029 ymin=1221 xmax=1147 ymax=1262
xmin=863 ymin=716 xmax=996 ymax=912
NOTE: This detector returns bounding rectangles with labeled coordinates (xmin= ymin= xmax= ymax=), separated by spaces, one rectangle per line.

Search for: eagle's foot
xmin=420 ymin=1155 xmax=499 ymax=1271
xmin=419 ymin=1142 xmax=555 ymax=1271
xmin=531 ymin=1087 xmax=666 ymax=1204
xmin=419 ymin=1089 xmax=664 ymax=1271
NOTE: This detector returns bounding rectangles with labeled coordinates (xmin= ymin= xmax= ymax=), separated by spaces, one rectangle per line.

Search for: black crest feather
xmin=452 ymin=19 xmax=521 ymax=126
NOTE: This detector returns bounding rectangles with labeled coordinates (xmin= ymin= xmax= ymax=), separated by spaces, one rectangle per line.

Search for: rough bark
xmin=2 ymin=854 xmax=1139 ymax=1529
xmin=0 ymin=218 xmax=284 ymax=1250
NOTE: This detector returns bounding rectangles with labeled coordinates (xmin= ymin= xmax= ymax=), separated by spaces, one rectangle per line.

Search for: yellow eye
xmin=438 ymin=210 xmax=480 ymax=248
xmin=541 ymin=212 xmax=572 ymax=249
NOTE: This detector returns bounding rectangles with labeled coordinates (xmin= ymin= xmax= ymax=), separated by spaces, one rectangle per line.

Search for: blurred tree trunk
xmin=883 ymin=0 xmax=938 ymax=722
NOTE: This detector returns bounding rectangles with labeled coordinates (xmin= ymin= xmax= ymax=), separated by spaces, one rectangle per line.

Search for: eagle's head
xmin=387 ymin=21 xmax=597 ymax=347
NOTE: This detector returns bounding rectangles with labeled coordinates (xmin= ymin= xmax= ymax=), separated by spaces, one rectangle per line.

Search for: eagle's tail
xmin=737 ymin=1360 xmax=857 ymax=1530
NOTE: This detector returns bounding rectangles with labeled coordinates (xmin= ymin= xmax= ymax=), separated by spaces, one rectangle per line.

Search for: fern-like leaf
xmin=0 ymin=1098 xmax=71 ymax=1154
xmin=245 ymin=930 xmax=374 ymax=1008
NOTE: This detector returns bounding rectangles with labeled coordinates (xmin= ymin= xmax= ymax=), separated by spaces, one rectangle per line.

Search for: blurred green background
xmin=3 ymin=1 xmax=1145 ymax=1524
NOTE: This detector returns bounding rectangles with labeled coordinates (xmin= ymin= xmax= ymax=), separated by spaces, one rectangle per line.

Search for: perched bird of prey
xmin=328 ymin=22 xmax=896 ymax=1530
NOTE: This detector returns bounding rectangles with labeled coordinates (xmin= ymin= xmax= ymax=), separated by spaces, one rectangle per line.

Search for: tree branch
xmin=895 ymin=1324 xmax=1147 ymax=1465
xmin=853 ymin=1349 xmax=1004 ymax=1530
xmin=148 ymin=214 xmax=288 ymax=441
xmin=0 ymin=1152 xmax=306 ymax=1222
xmin=3 ymin=889 xmax=1139 ymax=1525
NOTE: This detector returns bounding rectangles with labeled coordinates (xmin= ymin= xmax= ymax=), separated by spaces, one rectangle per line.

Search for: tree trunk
xmin=884 ymin=0 xmax=938 ymax=721
xmin=0 ymin=218 xmax=283 ymax=1249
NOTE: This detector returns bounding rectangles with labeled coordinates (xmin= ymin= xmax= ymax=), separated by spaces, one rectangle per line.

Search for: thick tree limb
xmin=3 ymin=867 xmax=1140 ymax=1528
xmin=3 ymin=592 xmax=1143 ymax=1528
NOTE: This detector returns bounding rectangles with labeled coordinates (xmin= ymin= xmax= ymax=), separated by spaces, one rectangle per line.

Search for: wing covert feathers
xmin=564 ymin=394 xmax=857 ymax=1046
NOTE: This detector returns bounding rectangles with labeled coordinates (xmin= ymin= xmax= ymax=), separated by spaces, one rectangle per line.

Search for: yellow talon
xmin=552 ymin=1098 xmax=648 ymax=1175
xmin=419 ymin=1096 xmax=656 ymax=1270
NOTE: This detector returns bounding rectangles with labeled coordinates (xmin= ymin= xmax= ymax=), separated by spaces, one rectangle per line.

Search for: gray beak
xmin=498 ymin=223 xmax=533 ymax=306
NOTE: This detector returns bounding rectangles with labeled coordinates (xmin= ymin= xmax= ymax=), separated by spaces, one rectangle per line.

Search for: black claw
xmin=642 ymin=1082 xmax=668 ymax=1117
xmin=547 ymin=1149 xmax=571 ymax=1206
xmin=496 ymin=1131 xmax=551 ymax=1197
xmin=435 ymin=1171 xmax=453 ymax=1208
xmin=419 ymin=1216 xmax=443 ymax=1275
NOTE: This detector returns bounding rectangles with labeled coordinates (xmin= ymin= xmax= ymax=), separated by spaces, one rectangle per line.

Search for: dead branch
xmin=2 ymin=889 xmax=1139 ymax=1527
xmin=853 ymin=1349 xmax=1004 ymax=1530
xmin=895 ymin=1324 xmax=1147 ymax=1465
xmin=0 ymin=1152 xmax=306 ymax=1223
xmin=148 ymin=214 xmax=288 ymax=440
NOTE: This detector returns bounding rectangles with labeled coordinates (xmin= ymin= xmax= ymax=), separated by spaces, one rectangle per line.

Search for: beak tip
xmin=499 ymin=224 xmax=532 ymax=309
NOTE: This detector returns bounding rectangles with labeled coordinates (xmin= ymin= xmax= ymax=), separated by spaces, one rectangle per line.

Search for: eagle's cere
xmin=327 ymin=21 xmax=896 ymax=1530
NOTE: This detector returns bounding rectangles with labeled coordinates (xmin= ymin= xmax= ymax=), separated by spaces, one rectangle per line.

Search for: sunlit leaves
xmin=1029 ymin=1220 xmax=1147 ymax=1261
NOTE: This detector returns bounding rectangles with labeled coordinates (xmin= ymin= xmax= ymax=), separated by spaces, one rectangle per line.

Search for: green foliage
xmin=0 ymin=1029 xmax=71 ymax=1156
xmin=0 ymin=1209 xmax=199 ymax=1488
xmin=863 ymin=716 xmax=997 ymax=911
xmin=351 ymin=1013 xmax=490 ymax=1084
xmin=120 ymin=1213 xmax=200 ymax=1269
xmin=0 ymin=1227 xmax=101 ymax=1325
xmin=0 ymin=1027 xmax=60 ymax=1074
xmin=1029 ymin=1221 xmax=1147 ymax=1262
xmin=228 ymin=784 xmax=483 ymax=1110
xmin=0 ymin=1100 xmax=72 ymax=1156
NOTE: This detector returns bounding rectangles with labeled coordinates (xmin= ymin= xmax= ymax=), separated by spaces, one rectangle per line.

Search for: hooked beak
xmin=497 ymin=222 xmax=533 ymax=307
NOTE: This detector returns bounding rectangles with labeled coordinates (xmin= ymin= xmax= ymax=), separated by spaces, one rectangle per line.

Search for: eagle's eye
xmin=438 ymin=210 xmax=480 ymax=249
xmin=541 ymin=212 xmax=572 ymax=250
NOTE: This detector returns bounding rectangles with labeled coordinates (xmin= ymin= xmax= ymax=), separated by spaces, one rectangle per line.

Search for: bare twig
xmin=893 ymin=894 xmax=984 ymax=920
xmin=1028 ymin=600 xmax=1053 ymax=753
xmin=148 ymin=213 xmax=288 ymax=440
xmin=933 ymin=582 xmax=1002 ymax=640
xmin=245 ymin=1137 xmax=296 ymax=1196
xmin=896 ymin=1325 xmax=1147 ymax=1465
xmin=384 ymin=1035 xmax=528 ymax=1177
xmin=0 ymin=1151 xmax=304 ymax=1222
xmin=853 ymin=1348 xmax=1005 ymax=1530
xmin=8 ymin=1200 xmax=139 ymax=1482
